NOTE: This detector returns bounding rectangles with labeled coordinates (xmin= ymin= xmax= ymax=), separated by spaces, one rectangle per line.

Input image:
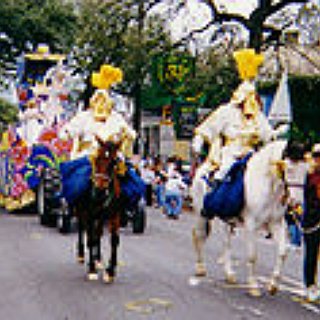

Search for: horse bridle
xmin=92 ymin=149 xmax=118 ymax=189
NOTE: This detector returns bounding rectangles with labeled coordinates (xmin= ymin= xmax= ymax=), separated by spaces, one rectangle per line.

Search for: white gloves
xmin=273 ymin=124 xmax=289 ymax=139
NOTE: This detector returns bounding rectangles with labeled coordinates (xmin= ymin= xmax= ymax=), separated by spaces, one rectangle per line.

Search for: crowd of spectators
xmin=137 ymin=155 xmax=191 ymax=219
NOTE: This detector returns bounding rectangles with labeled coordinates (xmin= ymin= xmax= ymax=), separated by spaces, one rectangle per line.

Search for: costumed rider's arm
xmin=253 ymin=113 xmax=275 ymax=145
xmin=272 ymin=123 xmax=290 ymax=140
xmin=119 ymin=121 xmax=137 ymax=158
xmin=192 ymin=106 xmax=225 ymax=154
xmin=257 ymin=113 xmax=289 ymax=142
xmin=58 ymin=111 xmax=88 ymax=160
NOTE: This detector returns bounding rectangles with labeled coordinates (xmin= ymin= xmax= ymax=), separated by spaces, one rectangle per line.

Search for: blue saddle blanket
xmin=60 ymin=156 xmax=92 ymax=204
xmin=120 ymin=165 xmax=146 ymax=209
xmin=203 ymin=153 xmax=252 ymax=220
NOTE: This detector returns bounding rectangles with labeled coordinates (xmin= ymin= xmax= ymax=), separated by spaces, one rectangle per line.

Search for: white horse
xmin=191 ymin=139 xmax=302 ymax=297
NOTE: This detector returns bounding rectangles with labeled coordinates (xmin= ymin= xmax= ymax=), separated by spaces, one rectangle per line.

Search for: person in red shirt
xmin=303 ymin=143 xmax=320 ymax=302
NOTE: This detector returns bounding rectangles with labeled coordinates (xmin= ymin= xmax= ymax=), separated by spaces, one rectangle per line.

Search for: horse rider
xmin=59 ymin=64 xmax=136 ymax=161
xmin=192 ymin=49 xmax=288 ymax=189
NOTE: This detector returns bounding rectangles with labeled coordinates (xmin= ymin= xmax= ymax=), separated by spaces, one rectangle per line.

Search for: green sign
xmin=153 ymin=54 xmax=195 ymax=96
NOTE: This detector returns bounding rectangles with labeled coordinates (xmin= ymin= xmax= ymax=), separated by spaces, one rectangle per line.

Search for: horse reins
xmin=290 ymin=209 xmax=320 ymax=235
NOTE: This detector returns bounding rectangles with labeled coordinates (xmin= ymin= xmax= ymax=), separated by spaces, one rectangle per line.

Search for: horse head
xmin=92 ymin=134 xmax=122 ymax=189
xmin=246 ymin=139 xmax=309 ymax=222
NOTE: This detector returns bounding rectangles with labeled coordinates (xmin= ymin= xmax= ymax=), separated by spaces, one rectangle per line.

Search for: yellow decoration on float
xmin=36 ymin=44 xmax=50 ymax=54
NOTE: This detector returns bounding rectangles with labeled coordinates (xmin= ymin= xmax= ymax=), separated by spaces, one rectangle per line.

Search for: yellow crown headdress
xmin=91 ymin=64 xmax=123 ymax=90
xmin=233 ymin=48 xmax=264 ymax=81
xmin=90 ymin=64 xmax=123 ymax=119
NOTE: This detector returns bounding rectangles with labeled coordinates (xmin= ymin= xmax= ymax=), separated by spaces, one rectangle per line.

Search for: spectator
xmin=153 ymin=157 xmax=167 ymax=208
xmin=163 ymin=169 xmax=187 ymax=219
xmin=140 ymin=161 xmax=155 ymax=206
xmin=284 ymin=141 xmax=309 ymax=247
xmin=303 ymin=143 xmax=320 ymax=302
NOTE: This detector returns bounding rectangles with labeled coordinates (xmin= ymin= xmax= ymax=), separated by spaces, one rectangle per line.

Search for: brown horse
xmin=73 ymin=137 xmax=124 ymax=283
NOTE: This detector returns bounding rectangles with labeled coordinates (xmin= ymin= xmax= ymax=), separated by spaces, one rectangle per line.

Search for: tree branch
xmin=145 ymin=0 xmax=165 ymax=12
xmin=172 ymin=20 xmax=216 ymax=48
xmin=199 ymin=0 xmax=250 ymax=29
xmin=261 ymin=0 xmax=308 ymax=20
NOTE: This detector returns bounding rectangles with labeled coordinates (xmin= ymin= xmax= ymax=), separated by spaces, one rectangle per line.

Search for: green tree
xmin=0 ymin=98 xmax=18 ymax=132
xmin=0 ymin=0 xmax=77 ymax=77
xmin=74 ymin=0 xmax=174 ymax=92
xmin=192 ymin=48 xmax=239 ymax=109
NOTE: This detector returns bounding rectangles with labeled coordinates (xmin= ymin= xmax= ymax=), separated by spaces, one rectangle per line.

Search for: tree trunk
xmin=249 ymin=26 xmax=263 ymax=52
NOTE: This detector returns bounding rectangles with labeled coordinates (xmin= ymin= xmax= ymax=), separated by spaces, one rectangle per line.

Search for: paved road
xmin=0 ymin=208 xmax=318 ymax=320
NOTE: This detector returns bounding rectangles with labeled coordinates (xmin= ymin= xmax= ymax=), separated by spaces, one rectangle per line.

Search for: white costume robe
xmin=59 ymin=109 xmax=136 ymax=160
xmin=193 ymin=102 xmax=274 ymax=180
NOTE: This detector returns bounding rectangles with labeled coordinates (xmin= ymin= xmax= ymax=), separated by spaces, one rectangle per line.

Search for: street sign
xmin=174 ymin=102 xmax=198 ymax=139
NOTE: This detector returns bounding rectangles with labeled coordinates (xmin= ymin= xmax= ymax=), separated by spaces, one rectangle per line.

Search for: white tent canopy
xmin=268 ymin=70 xmax=292 ymax=127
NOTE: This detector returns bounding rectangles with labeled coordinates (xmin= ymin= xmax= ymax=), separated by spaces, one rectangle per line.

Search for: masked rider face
xmin=90 ymin=90 xmax=113 ymax=121
xmin=242 ymin=93 xmax=260 ymax=120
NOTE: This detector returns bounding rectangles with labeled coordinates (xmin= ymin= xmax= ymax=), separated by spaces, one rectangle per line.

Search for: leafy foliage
xmin=0 ymin=0 xmax=77 ymax=72
xmin=74 ymin=0 xmax=174 ymax=101
xmin=0 ymin=98 xmax=18 ymax=131
xmin=191 ymin=48 xmax=239 ymax=109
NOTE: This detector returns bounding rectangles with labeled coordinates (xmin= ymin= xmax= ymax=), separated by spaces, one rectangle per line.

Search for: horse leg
xmin=222 ymin=224 xmax=237 ymax=284
xmin=103 ymin=214 xmax=120 ymax=284
xmin=268 ymin=218 xmax=289 ymax=295
xmin=192 ymin=216 xmax=211 ymax=277
xmin=94 ymin=215 xmax=104 ymax=271
xmin=77 ymin=210 xmax=85 ymax=264
xmin=87 ymin=212 xmax=98 ymax=281
xmin=246 ymin=218 xmax=261 ymax=297
xmin=191 ymin=172 xmax=212 ymax=277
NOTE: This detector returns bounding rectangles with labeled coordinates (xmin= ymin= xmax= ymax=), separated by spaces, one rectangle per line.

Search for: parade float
xmin=0 ymin=44 xmax=80 ymax=224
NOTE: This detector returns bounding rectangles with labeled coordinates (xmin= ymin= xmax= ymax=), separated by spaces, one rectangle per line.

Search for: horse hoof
xmin=95 ymin=261 xmax=104 ymax=270
xmin=103 ymin=272 xmax=114 ymax=284
xmin=268 ymin=283 xmax=278 ymax=295
xmin=77 ymin=256 xmax=85 ymax=264
xmin=217 ymin=255 xmax=225 ymax=265
xmin=87 ymin=272 xmax=99 ymax=281
xmin=248 ymin=287 xmax=261 ymax=297
xmin=225 ymin=273 xmax=237 ymax=284
xmin=195 ymin=263 xmax=207 ymax=277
